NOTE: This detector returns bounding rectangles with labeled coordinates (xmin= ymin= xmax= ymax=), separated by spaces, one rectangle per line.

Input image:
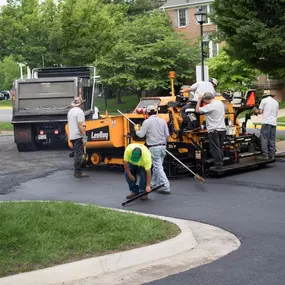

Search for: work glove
xmin=134 ymin=124 xmax=141 ymax=131
xmin=253 ymin=107 xmax=258 ymax=115
xmin=83 ymin=135 xmax=88 ymax=145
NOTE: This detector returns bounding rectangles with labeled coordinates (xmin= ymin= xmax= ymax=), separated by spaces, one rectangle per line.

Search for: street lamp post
xmin=195 ymin=7 xmax=207 ymax=81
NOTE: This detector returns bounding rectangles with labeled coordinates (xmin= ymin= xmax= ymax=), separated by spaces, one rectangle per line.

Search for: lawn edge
xmin=0 ymin=202 xmax=197 ymax=285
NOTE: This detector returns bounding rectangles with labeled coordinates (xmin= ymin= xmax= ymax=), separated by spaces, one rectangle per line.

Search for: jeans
xmin=260 ymin=124 xmax=276 ymax=156
xmin=149 ymin=146 xmax=170 ymax=191
xmin=208 ymin=130 xmax=226 ymax=167
xmin=71 ymin=138 xmax=83 ymax=174
xmin=125 ymin=163 xmax=146 ymax=194
xmin=180 ymin=103 xmax=192 ymax=121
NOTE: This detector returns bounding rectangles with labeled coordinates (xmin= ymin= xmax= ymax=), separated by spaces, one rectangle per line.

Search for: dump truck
xmin=12 ymin=66 xmax=96 ymax=152
xmin=66 ymin=76 xmax=275 ymax=178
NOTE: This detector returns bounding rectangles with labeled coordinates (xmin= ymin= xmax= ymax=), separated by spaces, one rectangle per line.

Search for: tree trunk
xmin=116 ymin=89 xmax=122 ymax=104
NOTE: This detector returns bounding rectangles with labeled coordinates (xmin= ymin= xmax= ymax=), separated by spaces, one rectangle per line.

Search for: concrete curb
xmin=0 ymin=208 xmax=197 ymax=285
xmin=248 ymin=124 xmax=285 ymax=131
xmin=0 ymin=131 xmax=13 ymax=137
xmin=276 ymin=151 xmax=285 ymax=158
xmin=0 ymin=106 xmax=12 ymax=110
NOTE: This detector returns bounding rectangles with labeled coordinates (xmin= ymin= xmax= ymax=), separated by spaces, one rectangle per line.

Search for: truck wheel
xmin=17 ymin=143 xmax=27 ymax=152
xmin=17 ymin=143 xmax=37 ymax=152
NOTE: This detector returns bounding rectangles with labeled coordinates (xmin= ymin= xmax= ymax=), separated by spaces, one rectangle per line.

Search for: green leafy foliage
xmin=0 ymin=56 xmax=20 ymax=90
xmin=212 ymin=0 xmax=285 ymax=76
xmin=60 ymin=0 xmax=127 ymax=66
xmin=0 ymin=0 xmax=62 ymax=68
xmin=98 ymin=11 xmax=199 ymax=95
xmin=206 ymin=50 xmax=259 ymax=92
xmin=0 ymin=0 xmax=127 ymax=67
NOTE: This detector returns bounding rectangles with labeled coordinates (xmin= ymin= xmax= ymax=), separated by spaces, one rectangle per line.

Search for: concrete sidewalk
xmin=240 ymin=108 xmax=285 ymax=130
xmin=276 ymin=140 xmax=285 ymax=156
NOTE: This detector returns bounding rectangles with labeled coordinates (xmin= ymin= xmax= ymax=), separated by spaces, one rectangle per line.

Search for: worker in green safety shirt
xmin=123 ymin=143 xmax=152 ymax=201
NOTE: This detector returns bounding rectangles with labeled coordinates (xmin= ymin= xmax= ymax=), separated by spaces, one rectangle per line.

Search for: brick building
xmin=160 ymin=0 xmax=219 ymax=58
xmin=160 ymin=0 xmax=284 ymax=101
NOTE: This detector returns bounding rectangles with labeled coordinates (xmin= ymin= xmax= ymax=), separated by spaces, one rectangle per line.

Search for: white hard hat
xmin=146 ymin=105 xmax=157 ymax=113
xmin=210 ymin=78 xmax=218 ymax=86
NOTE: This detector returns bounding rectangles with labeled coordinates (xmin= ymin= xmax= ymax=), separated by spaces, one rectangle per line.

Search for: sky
xmin=0 ymin=0 xmax=6 ymax=6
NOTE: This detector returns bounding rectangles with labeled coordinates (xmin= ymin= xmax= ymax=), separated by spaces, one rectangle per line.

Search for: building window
xmin=174 ymin=8 xmax=189 ymax=27
xmin=210 ymin=41 xmax=219 ymax=57
xmin=203 ymin=32 xmax=219 ymax=58
xmin=196 ymin=5 xmax=213 ymax=24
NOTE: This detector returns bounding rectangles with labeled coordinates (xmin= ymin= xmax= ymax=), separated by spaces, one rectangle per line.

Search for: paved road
xmin=0 ymin=136 xmax=285 ymax=285
xmin=0 ymin=108 xmax=12 ymax=122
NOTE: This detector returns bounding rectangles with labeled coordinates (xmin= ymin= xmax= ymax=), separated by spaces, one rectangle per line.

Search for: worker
xmin=253 ymin=90 xmax=279 ymax=160
xmin=124 ymin=143 xmax=152 ymax=200
xmin=196 ymin=92 xmax=226 ymax=171
xmin=180 ymin=78 xmax=218 ymax=130
xmin=92 ymin=106 xmax=101 ymax=119
xmin=67 ymin=97 xmax=89 ymax=178
xmin=135 ymin=105 xmax=171 ymax=194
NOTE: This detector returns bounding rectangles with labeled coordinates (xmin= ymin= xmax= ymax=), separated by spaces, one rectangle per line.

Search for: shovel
xmin=80 ymin=143 xmax=89 ymax=167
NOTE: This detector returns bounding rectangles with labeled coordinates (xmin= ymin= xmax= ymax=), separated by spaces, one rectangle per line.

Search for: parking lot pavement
xmin=0 ymin=108 xmax=12 ymax=122
xmin=1 ymin=134 xmax=285 ymax=285
xmin=0 ymin=136 xmax=71 ymax=194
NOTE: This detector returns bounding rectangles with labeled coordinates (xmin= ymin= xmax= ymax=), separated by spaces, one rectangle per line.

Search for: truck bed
xmin=13 ymin=77 xmax=78 ymax=118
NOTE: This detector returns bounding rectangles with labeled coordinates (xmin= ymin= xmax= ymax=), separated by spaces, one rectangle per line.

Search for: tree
xmin=212 ymin=0 xmax=285 ymax=76
xmin=97 ymin=11 xmax=199 ymax=100
xmin=206 ymin=50 xmax=259 ymax=92
xmin=102 ymin=0 xmax=159 ymax=15
xmin=60 ymin=0 xmax=127 ymax=66
xmin=0 ymin=0 xmax=127 ymax=68
xmin=0 ymin=0 xmax=62 ymax=68
xmin=0 ymin=56 xmax=20 ymax=90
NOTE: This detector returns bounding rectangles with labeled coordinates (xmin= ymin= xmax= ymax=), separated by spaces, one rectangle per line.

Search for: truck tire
xmin=17 ymin=144 xmax=26 ymax=152
xmin=17 ymin=142 xmax=37 ymax=152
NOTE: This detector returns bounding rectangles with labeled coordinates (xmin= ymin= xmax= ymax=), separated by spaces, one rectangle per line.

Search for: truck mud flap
xmin=208 ymin=156 xmax=275 ymax=176
xmin=14 ymin=123 xmax=33 ymax=143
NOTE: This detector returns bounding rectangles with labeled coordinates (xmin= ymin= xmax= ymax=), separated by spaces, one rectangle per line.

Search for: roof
xmin=160 ymin=0 xmax=213 ymax=9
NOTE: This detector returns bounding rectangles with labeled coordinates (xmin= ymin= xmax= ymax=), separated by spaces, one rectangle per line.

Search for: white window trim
xmin=177 ymin=8 xmax=189 ymax=28
xmin=209 ymin=41 xmax=219 ymax=58
xmin=202 ymin=32 xmax=219 ymax=58
xmin=196 ymin=5 xmax=213 ymax=25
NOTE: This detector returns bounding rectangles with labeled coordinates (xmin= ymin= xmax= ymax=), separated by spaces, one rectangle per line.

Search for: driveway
xmin=0 ymin=135 xmax=285 ymax=285
xmin=0 ymin=108 xmax=12 ymax=122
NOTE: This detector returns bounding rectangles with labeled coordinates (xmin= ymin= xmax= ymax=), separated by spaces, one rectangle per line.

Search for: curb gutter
xmin=0 ymin=107 xmax=12 ymax=110
xmin=0 ymin=211 xmax=197 ymax=285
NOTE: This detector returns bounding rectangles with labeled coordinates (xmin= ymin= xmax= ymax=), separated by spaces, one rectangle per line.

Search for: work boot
xmin=257 ymin=155 xmax=269 ymax=160
xmin=269 ymin=154 xmax=275 ymax=160
xmin=140 ymin=195 xmax=149 ymax=201
xmin=157 ymin=187 xmax=171 ymax=194
xmin=126 ymin=192 xmax=138 ymax=199
xmin=74 ymin=173 xmax=89 ymax=178
xmin=209 ymin=165 xmax=222 ymax=171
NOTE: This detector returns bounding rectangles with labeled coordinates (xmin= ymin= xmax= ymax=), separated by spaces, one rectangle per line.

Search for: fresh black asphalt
xmin=0 ymin=135 xmax=285 ymax=285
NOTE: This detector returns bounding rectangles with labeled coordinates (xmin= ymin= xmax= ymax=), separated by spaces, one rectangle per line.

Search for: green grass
xmin=277 ymin=136 xmax=285 ymax=142
xmin=279 ymin=101 xmax=285 ymax=109
xmin=277 ymin=116 xmax=285 ymax=123
xmin=0 ymin=122 xmax=13 ymax=131
xmin=0 ymin=202 xmax=180 ymax=277
xmin=237 ymin=109 xmax=251 ymax=118
xmin=252 ymin=122 xmax=285 ymax=127
xmin=95 ymin=94 xmax=139 ymax=114
xmin=0 ymin=99 xmax=12 ymax=107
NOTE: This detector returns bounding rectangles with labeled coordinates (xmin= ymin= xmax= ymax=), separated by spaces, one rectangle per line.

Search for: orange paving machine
xmin=66 ymin=74 xmax=274 ymax=178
